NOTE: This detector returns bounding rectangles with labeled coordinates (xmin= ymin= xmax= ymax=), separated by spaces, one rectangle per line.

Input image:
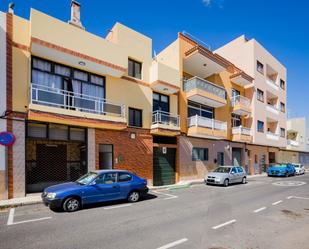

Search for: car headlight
xmin=46 ymin=193 xmax=56 ymax=199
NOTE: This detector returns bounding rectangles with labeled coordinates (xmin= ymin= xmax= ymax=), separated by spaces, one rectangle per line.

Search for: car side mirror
xmin=89 ymin=181 xmax=96 ymax=186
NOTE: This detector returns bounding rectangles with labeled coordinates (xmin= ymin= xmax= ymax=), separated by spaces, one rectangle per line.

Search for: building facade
xmin=0 ymin=2 xmax=291 ymax=200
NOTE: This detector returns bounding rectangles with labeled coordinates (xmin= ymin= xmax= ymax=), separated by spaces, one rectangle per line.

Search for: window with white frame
xmin=188 ymin=101 xmax=214 ymax=119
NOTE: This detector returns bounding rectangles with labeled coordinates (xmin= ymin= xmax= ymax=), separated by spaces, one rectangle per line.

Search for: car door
xmin=230 ymin=167 xmax=238 ymax=183
xmin=117 ymin=172 xmax=133 ymax=199
xmin=237 ymin=167 xmax=245 ymax=182
xmin=83 ymin=172 xmax=121 ymax=204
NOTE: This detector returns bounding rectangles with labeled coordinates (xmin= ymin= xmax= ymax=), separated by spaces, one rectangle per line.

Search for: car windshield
xmin=75 ymin=172 xmax=98 ymax=185
xmin=213 ymin=167 xmax=231 ymax=173
xmin=273 ymin=164 xmax=287 ymax=168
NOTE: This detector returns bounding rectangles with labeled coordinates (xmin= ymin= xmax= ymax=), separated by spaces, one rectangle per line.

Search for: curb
xmin=0 ymin=200 xmax=42 ymax=209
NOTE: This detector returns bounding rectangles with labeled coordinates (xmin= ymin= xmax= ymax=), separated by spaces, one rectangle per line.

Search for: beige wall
xmin=216 ymin=35 xmax=287 ymax=148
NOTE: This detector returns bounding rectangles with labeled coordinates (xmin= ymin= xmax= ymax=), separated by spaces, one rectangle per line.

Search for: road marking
xmin=272 ymin=200 xmax=283 ymax=206
xmin=152 ymin=191 xmax=178 ymax=200
xmin=286 ymin=196 xmax=294 ymax=199
xmin=253 ymin=207 xmax=267 ymax=213
xmin=104 ymin=204 xmax=132 ymax=210
xmin=212 ymin=219 xmax=236 ymax=230
xmin=7 ymin=208 xmax=15 ymax=225
xmin=157 ymin=238 xmax=188 ymax=249
xmin=7 ymin=208 xmax=51 ymax=226
xmin=292 ymin=196 xmax=309 ymax=200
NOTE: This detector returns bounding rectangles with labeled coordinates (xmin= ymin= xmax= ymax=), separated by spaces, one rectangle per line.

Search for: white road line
xmin=272 ymin=200 xmax=283 ymax=206
xmin=157 ymin=238 xmax=188 ymax=249
xmin=7 ymin=208 xmax=51 ymax=226
xmin=7 ymin=208 xmax=15 ymax=225
xmin=286 ymin=196 xmax=294 ymax=199
xmin=10 ymin=217 xmax=52 ymax=225
xmin=104 ymin=204 xmax=132 ymax=210
xmin=292 ymin=196 xmax=309 ymax=200
xmin=253 ymin=207 xmax=267 ymax=213
xmin=212 ymin=219 xmax=236 ymax=230
xmin=151 ymin=191 xmax=178 ymax=200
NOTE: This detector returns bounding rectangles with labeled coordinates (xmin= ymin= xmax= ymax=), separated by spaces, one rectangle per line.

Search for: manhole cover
xmin=273 ymin=181 xmax=306 ymax=187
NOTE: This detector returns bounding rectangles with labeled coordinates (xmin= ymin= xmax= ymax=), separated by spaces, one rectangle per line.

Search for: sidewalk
xmin=0 ymin=173 xmax=268 ymax=208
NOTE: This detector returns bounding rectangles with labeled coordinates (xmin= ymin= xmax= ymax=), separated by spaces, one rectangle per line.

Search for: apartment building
xmin=0 ymin=2 xmax=290 ymax=200
xmin=215 ymin=35 xmax=287 ymax=171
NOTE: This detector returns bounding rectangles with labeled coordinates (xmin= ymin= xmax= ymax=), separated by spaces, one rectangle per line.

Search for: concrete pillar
xmin=87 ymin=128 xmax=96 ymax=171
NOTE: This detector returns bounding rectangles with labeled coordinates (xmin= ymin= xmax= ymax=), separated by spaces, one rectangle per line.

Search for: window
xmin=231 ymin=167 xmax=237 ymax=174
xmin=237 ymin=167 xmax=244 ymax=173
xmin=27 ymin=122 xmax=47 ymax=138
xmin=192 ymin=148 xmax=209 ymax=161
xmin=257 ymin=60 xmax=264 ymax=74
xmin=280 ymin=79 xmax=285 ymax=90
xmin=99 ymin=144 xmax=113 ymax=170
xmin=231 ymin=89 xmax=240 ymax=106
xmin=257 ymin=120 xmax=264 ymax=133
xmin=231 ymin=113 xmax=241 ymax=127
xmin=280 ymin=102 xmax=285 ymax=112
xmin=118 ymin=173 xmax=132 ymax=182
xmin=129 ymin=108 xmax=142 ymax=127
xmin=128 ymin=58 xmax=142 ymax=79
xmin=153 ymin=92 xmax=169 ymax=112
xmin=257 ymin=89 xmax=264 ymax=102
xmin=102 ymin=173 xmax=117 ymax=184
xmin=280 ymin=128 xmax=285 ymax=138
xmin=188 ymin=101 xmax=214 ymax=119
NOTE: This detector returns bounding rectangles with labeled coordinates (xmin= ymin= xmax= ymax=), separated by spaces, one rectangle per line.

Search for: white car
xmin=294 ymin=164 xmax=305 ymax=175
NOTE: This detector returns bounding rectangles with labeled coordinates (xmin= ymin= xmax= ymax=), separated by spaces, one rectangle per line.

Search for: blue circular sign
xmin=0 ymin=132 xmax=16 ymax=146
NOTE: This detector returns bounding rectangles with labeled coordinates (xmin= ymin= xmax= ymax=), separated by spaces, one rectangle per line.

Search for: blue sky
xmin=1 ymin=0 xmax=308 ymax=121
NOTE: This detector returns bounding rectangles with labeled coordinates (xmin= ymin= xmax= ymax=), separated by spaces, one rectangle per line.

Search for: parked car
xmin=42 ymin=170 xmax=148 ymax=212
xmin=293 ymin=163 xmax=305 ymax=175
xmin=267 ymin=163 xmax=295 ymax=177
xmin=205 ymin=166 xmax=247 ymax=187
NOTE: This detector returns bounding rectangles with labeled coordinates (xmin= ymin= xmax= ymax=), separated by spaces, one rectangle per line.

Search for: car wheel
xmin=285 ymin=172 xmax=289 ymax=177
xmin=63 ymin=197 xmax=80 ymax=212
xmin=223 ymin=179 xmax=229 ymax=187
xmin=242 ymin=177 xmax=246 ymax=184
xmin=128 ymin=191 xmax=140 ymax=203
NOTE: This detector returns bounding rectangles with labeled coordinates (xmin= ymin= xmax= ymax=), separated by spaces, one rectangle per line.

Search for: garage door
xmin=153 ymin=147 xmax=176 ymax=186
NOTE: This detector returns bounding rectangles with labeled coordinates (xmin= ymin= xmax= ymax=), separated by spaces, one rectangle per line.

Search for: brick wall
xmin=95 ymin=128 xmax=153 ymax=182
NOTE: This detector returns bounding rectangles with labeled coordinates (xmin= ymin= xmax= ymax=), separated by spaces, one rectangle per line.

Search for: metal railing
xmin=183 ymin=77 xmax=226 ymax=100
xmin=232 ymin=126 xmax=251 ymax=136
xmin=266 ymin=78 xmax=279 ymax=89
xmin=30 ymin=84 xmax=125 ymax=117
xmin=188 ymin=115 xmax=227 ymax=131
xmin=266 ymin=131 xmax=280 ymax=140
xmin=231 ymin=95 xmax=250 ymax=107
xmin=266 ymin=104 xmax=279 ymax=112
xmin=152 ymin=110 xmax=180 ymax=127
xmin=287 ymin=139 xmax=299 ymax=146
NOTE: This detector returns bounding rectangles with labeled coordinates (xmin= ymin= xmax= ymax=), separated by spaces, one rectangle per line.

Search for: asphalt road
xmin=1 ymin=174 xmax=309 ymax=249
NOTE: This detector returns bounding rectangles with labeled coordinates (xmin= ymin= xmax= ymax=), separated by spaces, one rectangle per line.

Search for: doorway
xmin=232 ymin=148 xmax=242 ymax=166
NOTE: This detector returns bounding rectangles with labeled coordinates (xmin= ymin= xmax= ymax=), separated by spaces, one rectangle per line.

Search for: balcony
xmin=287 ymin=139 xmax=299 ymax=147
xmin=266 ymin=131 xmax=280 ymax=141
xmin=266 ymin=78 xmax=279 ymax=91
xmin=231 ymin=95 xmax=251 ymax=116
xmin=29 ymin=84 xmax=126 ymax=124
xmin=150 ymin=62 xmax=180 ymax=94
xmin=230 ymin=71 xmax=253 ymax=87
xmin=151 ymin=111 xmax=180 ymax=136
xmin=187 ymin=115 xmax=227 ymax=139
xmin=266 ymin=104 xmax=279 ymax=116
xmin=184 ymin=77 xmax=227 ymax=108
xmin=232 ymin=126 xmax=252 ymax=143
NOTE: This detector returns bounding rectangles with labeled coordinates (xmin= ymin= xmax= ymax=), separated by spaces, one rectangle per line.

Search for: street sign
xmin=0 ymin=132 xmax=16 ymax=146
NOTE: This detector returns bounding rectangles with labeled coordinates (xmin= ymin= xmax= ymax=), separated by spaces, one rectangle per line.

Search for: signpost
xmin=0 ymin=132 xmax=15 ymax=146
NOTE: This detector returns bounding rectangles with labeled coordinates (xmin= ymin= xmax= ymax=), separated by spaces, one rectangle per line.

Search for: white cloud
xmin=202 ymin=0 xmax=211 ymax=6
xmin=202 ymin=0 xmax=224 ymax=8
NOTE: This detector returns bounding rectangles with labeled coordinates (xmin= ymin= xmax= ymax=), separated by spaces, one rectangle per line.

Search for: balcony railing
xmin=30 ymin=84 xmax=125 ymax=117
xmin=231 ymin=95 xmax=250 ymax=107
xmin=266 ymin=104 xmax=279 ymax=114
xmin=287 ymin=139 xmax=299 ymax=147
xmin=183 ymin=77 xmax=226 ymax=100
xmin=232 ymin=126 xmax=251 ymax=136
xmin=152 ymin=110 xmax=180 ymax=128
xmin=188 ymin=115 xmax=227 ymax=131
xmin=266 ymin=131 xmax=280 ymax=140
xmin=266 ymin=78 xmax=279 ymax=90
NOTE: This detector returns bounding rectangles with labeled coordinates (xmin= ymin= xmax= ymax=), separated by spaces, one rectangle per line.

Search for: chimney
xmin=8 ymin=2 xmax=15 ymax=14
xmin=69 ymin=0 xmax=84 ymax=29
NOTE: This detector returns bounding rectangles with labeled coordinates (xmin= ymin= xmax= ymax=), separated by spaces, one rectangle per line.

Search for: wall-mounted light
xmin=130 ymin=132 xmax=136 ymax=139
xmin=78 ymin=61 xmax=86 ymax=66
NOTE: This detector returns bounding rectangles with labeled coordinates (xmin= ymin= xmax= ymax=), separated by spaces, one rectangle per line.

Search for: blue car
xmin=267 ymin=163 xmax=296 ymax=177
xmin=42 ymin=170 xmax=148 ymax=212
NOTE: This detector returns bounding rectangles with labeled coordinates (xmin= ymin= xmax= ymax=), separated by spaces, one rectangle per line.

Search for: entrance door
xmin=34 ymin=144 xmax=67 ymax=192
xmin=232 ymin=148 xmax=242 ymax=166
xmin=153 ymin=147 xmax=176 ymax=186
xmin=217 ymin=152 xmax=224 ymax=166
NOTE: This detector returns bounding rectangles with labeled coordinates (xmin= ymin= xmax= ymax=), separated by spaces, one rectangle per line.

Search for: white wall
xmin=0 ymin=11 xmax=7 ymax=199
